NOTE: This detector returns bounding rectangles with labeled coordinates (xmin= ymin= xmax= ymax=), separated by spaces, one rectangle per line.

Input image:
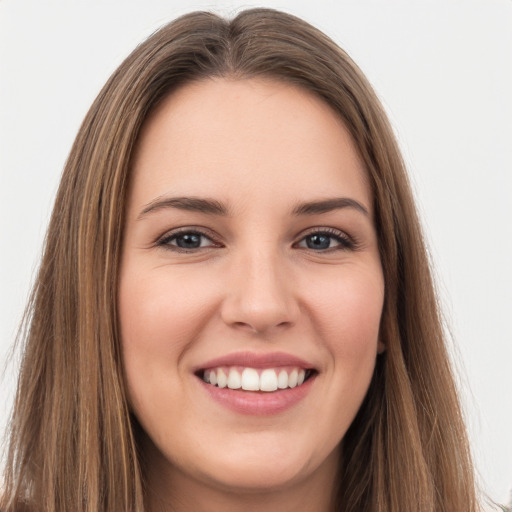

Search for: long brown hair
xmin=1 ymin=8 xmax=478 ymax=512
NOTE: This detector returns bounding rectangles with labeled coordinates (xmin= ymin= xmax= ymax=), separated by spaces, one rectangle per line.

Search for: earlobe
xmin=377 ymin=340 xmax=386 ymax=354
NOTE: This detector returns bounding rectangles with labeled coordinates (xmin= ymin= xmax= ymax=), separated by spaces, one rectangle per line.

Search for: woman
xmin=1 ymin=8 xmax=479 ymax=512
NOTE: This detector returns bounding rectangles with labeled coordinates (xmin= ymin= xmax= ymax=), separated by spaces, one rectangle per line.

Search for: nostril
xmin=220 ymin=276 xmax=299 ymax=334
xmin=229 ymin=319 xmax=294 ymax=335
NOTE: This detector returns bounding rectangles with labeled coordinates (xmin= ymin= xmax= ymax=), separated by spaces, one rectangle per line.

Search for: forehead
xmin=129 ymin=78 xmax=371 ymax=216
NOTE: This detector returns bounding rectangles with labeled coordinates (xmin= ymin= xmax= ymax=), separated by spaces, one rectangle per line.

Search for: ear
xmin=377 ymin=339 xmax=386 ymax=354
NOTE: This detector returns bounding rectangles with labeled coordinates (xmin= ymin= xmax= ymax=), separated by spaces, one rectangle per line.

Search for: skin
xmin=119 ymin=78 xmax=385 ymax=512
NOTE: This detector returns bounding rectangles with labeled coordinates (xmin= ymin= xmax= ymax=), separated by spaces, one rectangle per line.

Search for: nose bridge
xmin=221 ymin=241 xmax=297 ymax=333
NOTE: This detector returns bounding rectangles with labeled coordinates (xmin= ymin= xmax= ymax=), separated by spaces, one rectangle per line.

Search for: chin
xmin=202 ymin=457 xmax=307 ymax=491
xmin=180 ymin=433 xmax=340 ymax=495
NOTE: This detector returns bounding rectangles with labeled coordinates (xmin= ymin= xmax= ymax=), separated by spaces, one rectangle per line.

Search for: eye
xmin=156 ymin=229 xmax=220 ymax=252
xmin=295 ymin=229 xmax=355 ymax=251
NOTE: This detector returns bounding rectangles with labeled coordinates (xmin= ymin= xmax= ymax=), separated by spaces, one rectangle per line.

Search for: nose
xmin=220 ymin=249 xmax=299 ymax=334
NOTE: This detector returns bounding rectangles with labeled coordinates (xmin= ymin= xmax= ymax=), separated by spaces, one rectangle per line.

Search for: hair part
xmin=2 ymin=8 xmax=478 ymax=512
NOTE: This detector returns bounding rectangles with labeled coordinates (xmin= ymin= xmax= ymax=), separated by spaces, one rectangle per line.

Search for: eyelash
xmin=294 ymin=227 xmax=357 ymax=252
xmin=155 ymin=228 xmax=221 ymax=253
xmin=155 ymin=226 xmax=358 ymax=254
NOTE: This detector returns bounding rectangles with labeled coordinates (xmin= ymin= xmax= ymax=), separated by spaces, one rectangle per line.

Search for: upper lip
xmin=195 ymin=351 xmax=315 ymax=372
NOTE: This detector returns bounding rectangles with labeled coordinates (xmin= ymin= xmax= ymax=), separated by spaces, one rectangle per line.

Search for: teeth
xmin=204 ymin=366 xmax=310 ymax=392
xmin=241 ymin=368 xmax=259 ymax=391
xmin=277 ymin=370 xmax=288 ymax=389
xmin=288 ymin=369 xmax=298 ymax=388
xmin=260 ymin=369 xmax=278 ymax=392
xmin=217 ymin=368 xmax=227 ymax=388
xmin=227 ymin=368 xmax=241 ymax=389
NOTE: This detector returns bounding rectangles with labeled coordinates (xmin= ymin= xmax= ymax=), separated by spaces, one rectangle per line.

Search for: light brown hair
xmin=2 ymin=8 xmax=478 ymax=512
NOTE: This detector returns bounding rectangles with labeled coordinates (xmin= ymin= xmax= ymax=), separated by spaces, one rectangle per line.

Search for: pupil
xmin=177 ymin=233 xmax=201 ymax=248
xmin=307 ymin=234 xmax=330 ymax=250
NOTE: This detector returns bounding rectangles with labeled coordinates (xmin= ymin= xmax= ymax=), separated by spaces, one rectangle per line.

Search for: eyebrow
xmin=137 ymin=195 xmax=369 ymax=220
xmin=138 ymin=196 xmax=229 ymax=219
xmin=292 ymin=197 xmax=369 ymax=216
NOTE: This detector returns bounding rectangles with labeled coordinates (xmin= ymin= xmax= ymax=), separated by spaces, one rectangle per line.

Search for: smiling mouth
xmin=197 ymin=366 xmax=315 ymax=392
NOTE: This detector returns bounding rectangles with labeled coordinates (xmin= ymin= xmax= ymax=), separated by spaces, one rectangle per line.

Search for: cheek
xmin=119 ymin=266 xmax=217 ymax=351
xmin=297 ymin=267 xmax=383 ymax=449
xmin=306 ymin=268 xmax=384 ymax=356
xmin=117 ymin=265 xmax=219 ymax=412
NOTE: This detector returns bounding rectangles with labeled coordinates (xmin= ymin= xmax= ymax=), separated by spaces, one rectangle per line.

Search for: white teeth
xmin=241 ymin=368 xmax=260 ymax=391
xmin=260 ymin=369 xmax=278 ymax=392
xmin=227 ymin=368 xmax=242 ymax=389
xmin=277 ymin=369 xmax=288 ymax=389
xmin=288 ymin=369 xmax=298 ymax=388
xmin=204 ymin=366 xmax=311 ymax=392
xmin=217 ymin=368 xmax=227 ymax=388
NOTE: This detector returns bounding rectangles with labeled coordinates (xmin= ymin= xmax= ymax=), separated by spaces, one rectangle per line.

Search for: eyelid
xmin=294 ymin=227 xmax=357 ymax=250
xmin=152 ymin=225 xmax=357 ymax=253
xmin=155 ymin=226 xmax=222 ymax=251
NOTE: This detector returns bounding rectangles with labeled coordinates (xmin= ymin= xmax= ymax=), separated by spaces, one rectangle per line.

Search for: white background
xmin=1 ymin=0 xmax=511 ymax=506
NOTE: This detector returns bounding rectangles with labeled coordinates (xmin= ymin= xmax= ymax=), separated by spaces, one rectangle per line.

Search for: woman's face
xmin=119 ymin=78 xmax=384 ymax=502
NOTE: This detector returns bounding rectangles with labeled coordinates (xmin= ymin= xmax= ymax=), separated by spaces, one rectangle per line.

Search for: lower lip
xmin=199 ymin=374 xmax=315 ymax=416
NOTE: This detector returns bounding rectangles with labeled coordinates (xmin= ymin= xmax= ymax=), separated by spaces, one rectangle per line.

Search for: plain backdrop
xmin=1 ymin=0 xmax=511 ymax=506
